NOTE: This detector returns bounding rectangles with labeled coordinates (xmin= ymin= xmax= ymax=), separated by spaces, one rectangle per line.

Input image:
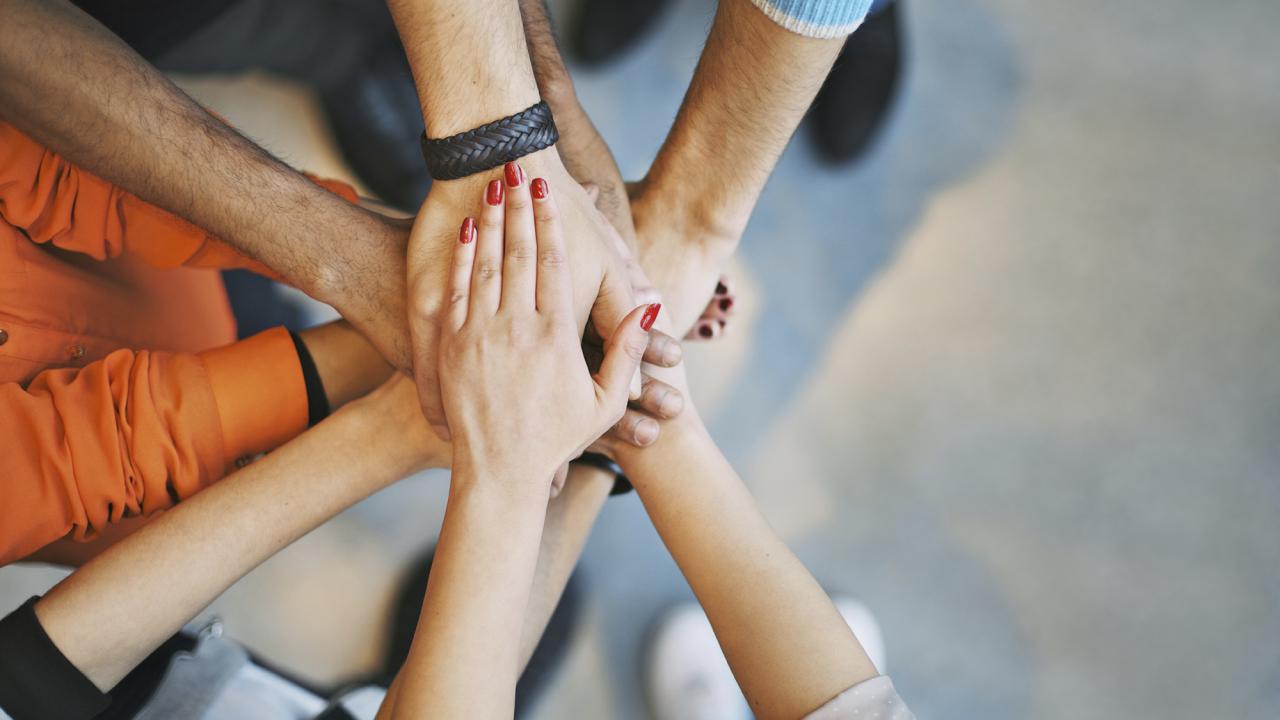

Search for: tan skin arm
xmin=33 ymin=377 xmax=447 ymax=691
xmin=0 ymin=0 xmax=412 ymax=367
xmin=613 ymin=408 xmax=879 ymax=719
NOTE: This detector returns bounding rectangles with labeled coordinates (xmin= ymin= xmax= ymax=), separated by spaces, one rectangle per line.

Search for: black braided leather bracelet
xmin=571 ymin=452 xmax=634 ymax=496
xmin=420 ymin=101 xmax=559 ymax=181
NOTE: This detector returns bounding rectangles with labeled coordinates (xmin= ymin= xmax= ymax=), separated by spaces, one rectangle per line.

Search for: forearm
xmin=642 ymin=0 xmax=843 ymax=242
xmin=389 ymin=0 xmax=540 ymax=140
xmin=384 ymin=0 xmax=576 ymax=196
xmin=33 ymin=383 xmax=435 ymax=691
xmin=388 ymin=465 xmax=548 ymax=719
xmin=0 ymin=0 xmax=411 ymax=365
xmin=615 ymin=413 xmax=877 ymax=719
xmin=517 ymin=464 xmax=613 ymax=669
xmin=298 ymin=321 xmax=395 ymax=409
xmin=517 ymin=0 xmax=634 ymax=238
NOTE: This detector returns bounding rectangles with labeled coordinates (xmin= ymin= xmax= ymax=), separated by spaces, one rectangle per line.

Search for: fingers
xmin=591 ymin=264 xmax=643 ymax=398
xmin=642 ymin=329 xmax=683 ymax=368
xmin=608 ymin=408 xmax=661 ymax=448
xmin=595 ymin=303 xmax=661 ymax=416
xmin=470 ymin=178 xmax=506 ymax=318
xmin=689 ymin=318 xmax=723 ymax=341
xmin=408 ymin=300 xmax=451 ymax=440
xmin=686 ymin=276 xmax=735 ymax=341
xmin=445 ymin=217 xmax=477 ymax=332
xmin=531 ymin=177 xmax=574 ymax=317
xmin=634 ymin=374 xmax=684 ymax=419
xmin=501 ymin=162 xmax=537 ymax=312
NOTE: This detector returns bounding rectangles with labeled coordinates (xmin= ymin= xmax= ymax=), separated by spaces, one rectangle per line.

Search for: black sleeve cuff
xmin=288 ymin=330 xmax=332 ymax=427
xmin=0 ymin=597 xmax=110 ymax=720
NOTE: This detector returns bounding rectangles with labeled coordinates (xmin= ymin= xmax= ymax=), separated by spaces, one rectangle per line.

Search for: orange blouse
xmin=0 ymin=122 xmax=358 ymax=564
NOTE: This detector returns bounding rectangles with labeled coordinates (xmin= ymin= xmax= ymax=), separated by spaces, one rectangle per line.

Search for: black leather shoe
xmin=570 ymin=0 xmax=672 ymax=66
xmin=807 ymin=2 xmax=905 ymax=165
xmin=318 ymin=37 xmax=431 ymax=212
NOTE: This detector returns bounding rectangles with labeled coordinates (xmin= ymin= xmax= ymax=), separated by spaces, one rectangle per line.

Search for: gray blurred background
xmin=3 ymin=0 xmax=1279 ymax=717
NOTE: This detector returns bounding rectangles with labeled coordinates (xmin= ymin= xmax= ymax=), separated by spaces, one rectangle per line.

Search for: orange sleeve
xmin=0 ymin=123 xmax=359 ymax=280
xmin=0 ymin=327 xmax=309 ymax=565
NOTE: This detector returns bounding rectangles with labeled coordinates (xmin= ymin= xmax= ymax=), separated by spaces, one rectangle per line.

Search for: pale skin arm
xmin=608 ymin=389 xmax=877 ymax=719
xmin=376 ymin=464 xmax=614 ymax=716
xmin=383 ymin=464 xmax=550 ymax=719
xmin=381 ymin=171 xmax=653 ymax=718
xmin=517 ymin=464 xmax=614 ymax=667
xmin=0 ymin=0 xmax=413 ymax=367
xmin=32 ymin=377 xmax=447 ymax=691
xmin=633 ymin=0 xmax=846 ymax=334
xmin=641 ymin=0 xmax=844 ymax=241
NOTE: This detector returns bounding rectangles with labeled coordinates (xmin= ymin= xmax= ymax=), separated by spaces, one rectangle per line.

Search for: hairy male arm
xmin=0 ymin=0 xmax=412 ymax=365
xmin=640 ymin=0 xmax=846 ymax=244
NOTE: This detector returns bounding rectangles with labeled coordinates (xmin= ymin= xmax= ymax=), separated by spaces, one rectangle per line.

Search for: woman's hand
xmin=437 ymin=163 xmax=661 ymax=488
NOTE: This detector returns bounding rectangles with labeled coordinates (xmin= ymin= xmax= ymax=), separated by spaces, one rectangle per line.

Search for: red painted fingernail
xmin=531 ymin=177 xmax=548 ymax=199
xmin=505 ymin=162 xmax=522 ymax=187
xmin=640 ymin=303 xmax=661 ymax=332
xmin=715 ymin=281 xmax=728 ymax=295
xmin=486 ymin=179 xmax=504 ymax=205
xmin=699 ymin=324 xmax=713 ymax=338
xmin=459 ymin=217 xmax=474 ymax=244
xmin=719 ymin=297 xmax=733 ymax=311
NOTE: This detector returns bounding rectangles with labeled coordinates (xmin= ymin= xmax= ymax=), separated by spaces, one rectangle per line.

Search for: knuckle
xmin=626 ymin=335 xmax=648 ymax=358
xmin=534 ymin=205 xmax=558 ymax=223
xmin=538 ymin=249 xmax=567 ymax=269
xmin=412 ymin=294 xmax=440 ymax=322
xmin=447 ymin=289 xmax=468 ymax=306
xmin=475 ymin=262 xmax=500 ymax=281
xmin=507 ymin=244 xmax=537 ymax=263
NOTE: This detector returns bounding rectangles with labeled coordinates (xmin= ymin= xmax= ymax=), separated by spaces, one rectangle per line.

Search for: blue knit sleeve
xmin=748 ymin=0 xmax=875 ymax=38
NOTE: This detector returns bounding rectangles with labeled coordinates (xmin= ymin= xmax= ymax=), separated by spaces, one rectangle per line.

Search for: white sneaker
xmin=644 ymin=603 xmax=750 ymax=720
xmin=643 ymin=597 xmax=886 ymax=720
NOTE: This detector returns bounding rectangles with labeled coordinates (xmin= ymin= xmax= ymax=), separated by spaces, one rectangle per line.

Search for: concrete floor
xmin=3 ymin=0 xmax=1279 ymax=718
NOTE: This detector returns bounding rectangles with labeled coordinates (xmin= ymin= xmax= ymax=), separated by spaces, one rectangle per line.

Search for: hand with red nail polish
xmin=685 ymin=274 xmax=736 ymax=341
xmin=437 ymin=175 xmax=659 ymax=486
xmin=404 ymin=152 xmax=645 ymax=445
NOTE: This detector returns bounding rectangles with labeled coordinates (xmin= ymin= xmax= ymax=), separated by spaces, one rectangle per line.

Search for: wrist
xmin=429 ymin=145 xmax=567 ymax=195
xmin=450 ymin=450 xmax=556 ymax=501
xmin=610 ymin=407 xmax=708 ymax=472
xmin=633 ymin=172 xmax=746 ymax=252
xmin=340 ymin=380 xmax=449 ymax=474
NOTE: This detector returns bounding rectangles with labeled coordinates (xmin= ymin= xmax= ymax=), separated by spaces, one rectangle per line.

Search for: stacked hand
xmin=436 ymin=165 xmax=662 ymax=486
xmin=405 ymin=150 xmax=654 ymax=441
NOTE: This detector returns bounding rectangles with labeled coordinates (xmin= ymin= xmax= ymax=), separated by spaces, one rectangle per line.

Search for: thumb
xmin=591 ymin=265 xmax=645 ymax=399
xmin=596 ymin=303 xmax=661 ymax=417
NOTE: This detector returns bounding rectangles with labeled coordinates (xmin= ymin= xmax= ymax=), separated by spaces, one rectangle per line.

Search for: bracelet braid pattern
xmin=420 ymin=101 xmax=559 ymax=181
